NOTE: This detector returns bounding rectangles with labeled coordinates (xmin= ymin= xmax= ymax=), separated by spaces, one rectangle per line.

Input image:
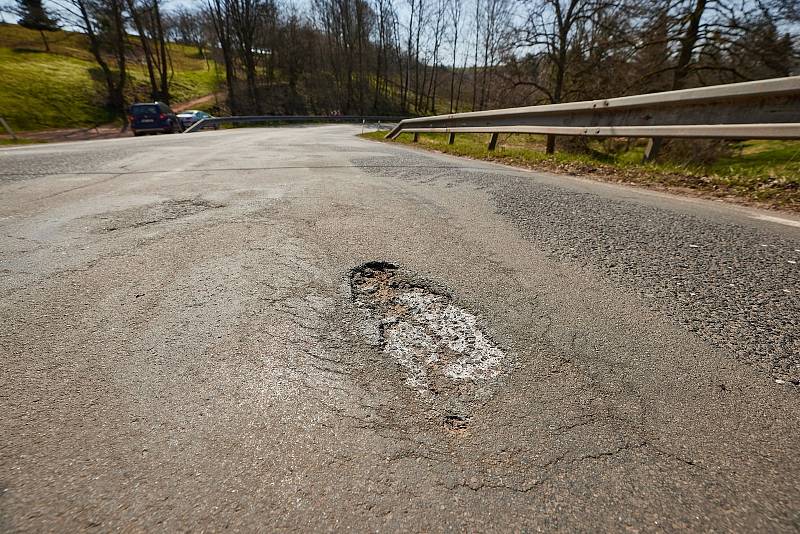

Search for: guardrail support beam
xmin=488 ymin=133 xmax=499 ymax=151
xmin=546 ymin=135 xmax=556 ymax=154
xmin=448 ymin=132 xmax=455 ymax=145
xmin=413 ymin=132 xmax=419 ymax=143
xmin=643 ymin=137 xmax=662 ymax=163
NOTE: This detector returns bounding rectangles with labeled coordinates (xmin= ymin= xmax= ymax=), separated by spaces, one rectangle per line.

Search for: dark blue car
xmin=129 ymin=102 xmax=183 ymax=136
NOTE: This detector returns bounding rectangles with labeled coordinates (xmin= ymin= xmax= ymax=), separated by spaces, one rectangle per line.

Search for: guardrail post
xmin=448 ymin=132 xmax=455 ymax=145
xmin=643 ymin=137 xmax=662 ymax=162
xmin=546 ymin=135 xmax=556 ymax=154
xmin=488 ymin=133 xmax=499 ymax=151
xmin=413 ymin=132 xmax=419 ymax=143
xmin=0 ymin=117 xmax=18 ymax=140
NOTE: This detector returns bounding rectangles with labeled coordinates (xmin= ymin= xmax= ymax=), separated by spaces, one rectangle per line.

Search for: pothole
xmin=350 ymin=262 xmax=506 ymax=405
xmin=96 ymin=198 xmax=222 ymax=233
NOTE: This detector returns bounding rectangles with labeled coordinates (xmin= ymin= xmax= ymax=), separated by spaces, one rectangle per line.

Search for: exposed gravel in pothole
xmin=350 ymin=261 xmax=506 ymax=423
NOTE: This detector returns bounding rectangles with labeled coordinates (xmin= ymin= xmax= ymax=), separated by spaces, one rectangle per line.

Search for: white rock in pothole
xmin=381 ymin=289 xmax=504 ymax=391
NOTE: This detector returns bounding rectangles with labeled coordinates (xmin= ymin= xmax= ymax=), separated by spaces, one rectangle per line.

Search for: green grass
xmin=162 ymin=69 xmax=219 ymax=105
xmin=362 ymin=131 xmax=800 ymax=211
xmin=0 ymin=23 xmax=220 ymax=131
xmin=0 ymin=47 xmax=116 ymax=130
xmin=0 ymin=138 xmax=46 ymax=145
xmin=0 ymin=23 xmax=96 ymax=61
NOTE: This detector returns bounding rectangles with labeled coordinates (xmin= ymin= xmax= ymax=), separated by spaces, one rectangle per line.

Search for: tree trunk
xmin=413 ymin=0 xmax=423 ymax=112
xmin=153 ymin=0 xmax=170 ymax=103
xmin=126 ymin=0 xmax=159 ymax=100
xmin=449 ymin=0 xmax=459 ymax=114
xmin=471 ymin=0 xmax=480 ymax=110
xmin=672 ymin=0 xmax=707 ymax=90
xmin=39 ymin=30 xmax=50 ymax=52
xmin=455 ymin=51 xmax=468 ymax=111
xmin=111 ymin=0 xmax=128 ymax=120
xmin=208 ymin=0 xmax=238 ymax=113
xmin=545 ymin=20 xmax=568 ymax=155
xmin=374 ymin=0 xmax=384 ymax=110
xmin=402 ymin=0 xmax=415 ymax=112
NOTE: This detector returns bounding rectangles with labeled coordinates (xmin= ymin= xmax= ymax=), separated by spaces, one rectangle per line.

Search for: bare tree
xmin=58 ymin=0 xmax=128 ymax=119
xmin=228 ymin=0 xmax=265 ymax=113
xmin=517 ymin=0 xmax=613 ymax=153
xmin=448 ymin=0 xmax=462 ymax=112
xmin=471 ymin=0 xmax=481 ymax=110
xmin=478 ymin=0 xmax=511 ymax=108
xmin=671 ymin=0 xmax=706 ymax=89
xmin=172 ymin=7 xmax=210 ymax=60
xmin=412 ymin=0 xmax=425 ymax=111
xmin=45 ymin=0 xmax=792 ymax=128
xmin=425 ymin=0 xmax=447 ymax=112
xmin=126 ymin=0 xmax=172 ymax=102
xmin=207 ymin=0 xmax=239 ymax=112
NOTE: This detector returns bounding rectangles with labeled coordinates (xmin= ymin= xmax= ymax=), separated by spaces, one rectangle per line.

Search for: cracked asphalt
xmin=1 ymin=125 xmax=799 ymax=532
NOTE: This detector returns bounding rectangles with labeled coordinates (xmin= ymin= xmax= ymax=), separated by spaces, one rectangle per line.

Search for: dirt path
xmin=172 ymin=92 xmax=224 ymax=112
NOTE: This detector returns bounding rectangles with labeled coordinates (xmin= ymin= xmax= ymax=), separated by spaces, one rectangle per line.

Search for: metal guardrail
xmin=385 ymin=76 xmax=800 ymax=159
xmin=184 ymin=115 xmax=405 ymax=133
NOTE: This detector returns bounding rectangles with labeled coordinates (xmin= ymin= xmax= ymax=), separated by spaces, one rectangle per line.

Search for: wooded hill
xmin=164 ymin=0 xmax=799 ymax=116
xmin=0 ymin=22 xmax=218 ymax=130
xmin=1 ymin=0 xmax=797 ymax=131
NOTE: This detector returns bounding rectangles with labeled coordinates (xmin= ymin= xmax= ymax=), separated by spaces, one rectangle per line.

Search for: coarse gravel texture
xmin=354 ymin=154 xmax=800 ymax=384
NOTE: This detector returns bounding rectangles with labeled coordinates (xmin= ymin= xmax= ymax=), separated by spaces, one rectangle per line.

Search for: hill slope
xmin=0 ymin=23 xmax=220 ymax=131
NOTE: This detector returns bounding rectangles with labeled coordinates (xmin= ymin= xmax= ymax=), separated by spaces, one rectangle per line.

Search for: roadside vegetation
xmin=363 ymin=131 xmax=800 ymax=211
xmin=0 ymin=137 xmax=44 ymax=145
xmin=0 ymin=23 xmax=219 ymax=132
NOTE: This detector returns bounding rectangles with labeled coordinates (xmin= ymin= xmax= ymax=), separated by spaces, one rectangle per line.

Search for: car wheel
xmin=133 ymin=132 xmax=142 ymax=137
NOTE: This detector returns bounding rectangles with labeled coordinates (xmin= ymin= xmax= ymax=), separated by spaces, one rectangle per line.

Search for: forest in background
xmin=2 ymin=0 xmax=797 ymax=121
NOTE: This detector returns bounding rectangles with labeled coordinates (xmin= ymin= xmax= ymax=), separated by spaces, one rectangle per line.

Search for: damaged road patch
xmin=350 ymin=262 xmax=507 ymax=421
xmin=96 ymin=198 xmax=223 ymax=233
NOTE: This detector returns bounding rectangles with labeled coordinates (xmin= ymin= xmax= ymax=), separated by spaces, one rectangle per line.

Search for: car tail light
xmin=159 ymin=113 xmax=167 ymax=120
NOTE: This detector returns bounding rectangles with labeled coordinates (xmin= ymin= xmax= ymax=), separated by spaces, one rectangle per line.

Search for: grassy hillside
xmin=365 ymin=132 xmax=800 ymax=211
xmin=0 ymin=23 xmax=220 ymax=131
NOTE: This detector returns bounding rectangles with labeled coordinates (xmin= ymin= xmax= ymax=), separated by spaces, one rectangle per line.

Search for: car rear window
xmin=131 ymin=105 xmax=158 ymax=116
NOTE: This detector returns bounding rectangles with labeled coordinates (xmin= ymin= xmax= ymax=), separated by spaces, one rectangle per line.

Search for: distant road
xmin=1 ymin=125 xmax=798 ymax=532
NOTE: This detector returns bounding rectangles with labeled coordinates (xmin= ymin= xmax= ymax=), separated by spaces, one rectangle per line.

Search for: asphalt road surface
xmin=1 ymin=125 xmax=799 ymax=532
